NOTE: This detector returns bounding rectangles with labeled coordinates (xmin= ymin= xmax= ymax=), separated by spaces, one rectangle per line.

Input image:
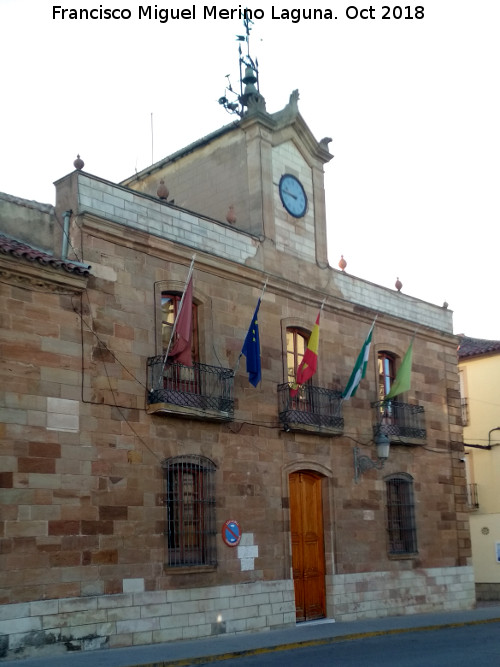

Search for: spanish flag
xmin=290 ymin=311 xmax=320 ymax=397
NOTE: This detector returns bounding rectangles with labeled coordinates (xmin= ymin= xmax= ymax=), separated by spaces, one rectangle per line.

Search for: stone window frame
xmin=281 ymin=317 xmax=316 ymax=385
xmin=160 ymin=291 xmax=200 ymax=367
xmin=154 ymin=279 xmax=211 ymax=363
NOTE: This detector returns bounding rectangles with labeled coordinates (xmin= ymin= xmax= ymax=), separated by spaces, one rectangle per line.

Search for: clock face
xmin=279 ymin=174 xmax=307 ymax=218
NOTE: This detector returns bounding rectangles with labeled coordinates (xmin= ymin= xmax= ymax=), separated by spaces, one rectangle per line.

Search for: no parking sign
xmin=222 ymin=519 xmax=241 ymax=547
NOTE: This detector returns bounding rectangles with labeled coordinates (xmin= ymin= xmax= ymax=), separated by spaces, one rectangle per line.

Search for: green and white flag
xmin=342 ymin=320 xmax=375 ymax=399
xmin=385 ymin=340 xmax=413 ymax=399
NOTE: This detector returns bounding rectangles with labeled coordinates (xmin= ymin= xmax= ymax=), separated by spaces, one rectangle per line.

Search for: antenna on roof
xmin=218 ymin=10 xmax=265 ymax=117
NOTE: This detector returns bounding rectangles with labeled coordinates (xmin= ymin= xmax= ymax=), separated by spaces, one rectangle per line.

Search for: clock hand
xmin=283 ymin=189 xmax=298 ymax=200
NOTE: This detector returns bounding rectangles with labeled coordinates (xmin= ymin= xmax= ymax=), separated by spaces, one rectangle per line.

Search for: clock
xmin=278 ymin=174 xmax=307 ymax=218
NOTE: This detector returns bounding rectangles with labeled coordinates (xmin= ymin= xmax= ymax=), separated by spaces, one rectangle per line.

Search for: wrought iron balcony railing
xmin=466 ymin=482 xmax=479 ymax=509
xmin=147 ymin=357 xmax=234 ymax=421
xmin=461 ymin=398 xmax=469 ymax=427
xmin=372 ymin=400 xmax=426 ymax=442
xmin=277 ymin=383 xmax=344 ymax=436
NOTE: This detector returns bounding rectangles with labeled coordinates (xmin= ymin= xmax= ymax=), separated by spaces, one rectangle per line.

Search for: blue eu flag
xmin=241 ymin=298 xmax=261 ymax=387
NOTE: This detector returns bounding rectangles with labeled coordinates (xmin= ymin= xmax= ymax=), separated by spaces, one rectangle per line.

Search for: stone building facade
xmin=0 ymin=92 xmax=473 ymax=659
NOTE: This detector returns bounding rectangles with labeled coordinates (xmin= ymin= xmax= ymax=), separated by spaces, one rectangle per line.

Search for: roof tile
xmin=457 ymin=335 xmax=500 ymax=359
xmin=0 ymin=233 xmax=90 ymax=277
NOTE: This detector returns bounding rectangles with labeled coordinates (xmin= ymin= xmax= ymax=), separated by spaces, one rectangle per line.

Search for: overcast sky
xmin=1 ymin=0 xmax=499 ymax=339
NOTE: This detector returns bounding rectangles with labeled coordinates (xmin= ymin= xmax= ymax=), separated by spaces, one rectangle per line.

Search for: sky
xmin=1 ymin=0 xmax=499 ymax=340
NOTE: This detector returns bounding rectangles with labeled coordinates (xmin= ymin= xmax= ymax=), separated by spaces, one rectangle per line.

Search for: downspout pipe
xmin=488 ymin=426 xmax=500 ymax=448
xmin=464 ymin=443 xmax=492 ymax=450
xmin=62 ymin=209 xmax=72 ymax=260
xmin=464 ymin=427 xmax=500 ymax=450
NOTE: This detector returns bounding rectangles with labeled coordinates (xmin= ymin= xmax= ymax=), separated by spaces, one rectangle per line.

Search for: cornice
xmin=0 ymin=255 xmax=88 ymax=294
xmin=78 ymin=213 xmax=454 ymax=346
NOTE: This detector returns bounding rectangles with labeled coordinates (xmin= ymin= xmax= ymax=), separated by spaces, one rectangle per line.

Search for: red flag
xmin=290 ymin=311 xmax=320 ymax=397
xmin=168 ymin=275 xmax=193 ymax=367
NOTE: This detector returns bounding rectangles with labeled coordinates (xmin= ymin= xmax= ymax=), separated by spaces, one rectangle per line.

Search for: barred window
xmin=163 ymin=455 xmax=217 ymax=567
xmin=385 ymin=474 xmax=417 ymax=556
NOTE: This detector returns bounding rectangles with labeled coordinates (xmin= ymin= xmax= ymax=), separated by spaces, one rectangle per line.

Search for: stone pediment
xmin=269 ymin=90 xmax=333 ymax=165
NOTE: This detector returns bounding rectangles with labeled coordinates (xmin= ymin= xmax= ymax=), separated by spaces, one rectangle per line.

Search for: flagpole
xmin=157 ymin=255 xmax=195 ymax=387
xmin=259 ymin=277 xmax=269 ymax=303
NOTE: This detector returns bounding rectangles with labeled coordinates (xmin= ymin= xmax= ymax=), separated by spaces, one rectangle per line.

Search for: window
xmin=161 ymin=292 xmax=199 ymax=362
xmin=286 ymin=327 xmax=308 ymax=384
xmin=378 ymin=351 xmax=395 ymax=401
xmin=161 ymin=291 xmax=199 ymax=391
xmin=163 ymin=455 xmax=217 ymax=567
xmin=286 ymin=326 xmax=313 ymax=409
xmin=385 ymin=474 xmax=417 ymax=555
xmin=378 ymin=351 xmax=396 ymax=422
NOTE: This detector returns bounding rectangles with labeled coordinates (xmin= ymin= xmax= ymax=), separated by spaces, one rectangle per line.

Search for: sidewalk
xmin=4 ymin=603 xmax=500 ymax=667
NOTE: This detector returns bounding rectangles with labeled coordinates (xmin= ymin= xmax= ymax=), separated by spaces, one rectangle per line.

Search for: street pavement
xmin=3 ymin=603 xmax=500 ymax=667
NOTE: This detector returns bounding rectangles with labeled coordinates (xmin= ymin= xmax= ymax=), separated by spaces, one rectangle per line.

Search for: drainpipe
xmin=464 ymin=443 xmax=492 ymax=450
xmin=464 ymin=427 xmax=500 ymax=450
xmin=488 ymin=427 xmax=500 ymax=448
xmin=62 ymin=210 xmax=72 ymax=260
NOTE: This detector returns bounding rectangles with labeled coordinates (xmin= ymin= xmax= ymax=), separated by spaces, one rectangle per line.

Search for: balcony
xmin=460 ymin=398 xmax=469 ymax=426
xmin=466 ymin=483 xmax=479 ymax=510
xmin=277 ymin=383 xmax=344 ymax=436
xmin=372 ymin=400 xmax=426 ymax=444
xmin=147 ymin=357 xmax=234 ymax=422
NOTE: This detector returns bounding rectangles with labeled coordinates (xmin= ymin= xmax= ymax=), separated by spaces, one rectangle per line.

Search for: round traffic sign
xmin=222 ymin=519 xmax=241 ymax=547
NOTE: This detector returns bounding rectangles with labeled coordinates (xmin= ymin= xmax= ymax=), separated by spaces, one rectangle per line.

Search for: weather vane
xmin=218 ymin=12 xmax=262 ymax=117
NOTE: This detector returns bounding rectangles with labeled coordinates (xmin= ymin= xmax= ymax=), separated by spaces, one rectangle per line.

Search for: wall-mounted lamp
xmin=353 ymin=433 xmax=390 ymax=483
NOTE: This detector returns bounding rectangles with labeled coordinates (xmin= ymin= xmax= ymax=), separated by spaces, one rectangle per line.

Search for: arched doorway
xmin=289 ymin=470 xmax=326 ymax=622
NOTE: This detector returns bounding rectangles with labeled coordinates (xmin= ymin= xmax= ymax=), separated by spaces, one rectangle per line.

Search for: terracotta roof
xmin=0 ymin=233 xmax=90 ymax=277
xmin=457 ymin=335 xmax=500 ymax=359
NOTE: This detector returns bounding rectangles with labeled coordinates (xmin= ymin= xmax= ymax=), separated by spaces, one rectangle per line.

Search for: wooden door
xmin=289 ymin=471 xmax=326 ymax=622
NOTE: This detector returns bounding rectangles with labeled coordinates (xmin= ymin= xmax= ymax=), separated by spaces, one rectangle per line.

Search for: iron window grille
xmin=385 ymin=474 xmax=418 ymax=556
xmin=162 ymin=455 xmax=217 ymax=567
